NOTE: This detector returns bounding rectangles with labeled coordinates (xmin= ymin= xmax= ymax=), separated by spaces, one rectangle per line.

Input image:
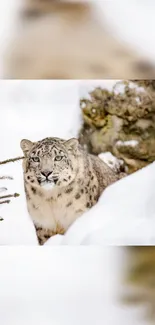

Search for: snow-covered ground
xmin=0 ymin=0 xmax=155 ymax=76
xmin=0 ymin=79 xmax=155 ymax=246
xmin=59 ymin=162 xmax=155 ymax=245
xmin=0 ymin=247 xmax=148 ymax=325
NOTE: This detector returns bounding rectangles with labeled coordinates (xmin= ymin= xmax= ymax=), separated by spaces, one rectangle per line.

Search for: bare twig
xmin=0 ymin=200 xmax=10 ymax=205
xmin=0 ymin=156 xmax=24 ymax=165
xmin=0 ymin=156 xmax=22 ymax=219
xmin=0 ymin=187 xmax=7 ymax=192
xmin=0 ymin=176 xmax=13 ymax=180
xmin=0 ymin=193 xmax=20 ymax=200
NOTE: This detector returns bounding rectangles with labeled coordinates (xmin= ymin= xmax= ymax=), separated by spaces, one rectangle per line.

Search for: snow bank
xmin=46 ymin=162 xmax=155 ymax=246
xmin=0 ymin=247 xmax=116 ymax=325
xmin=0 ymin=247 xmax=147 ymax=325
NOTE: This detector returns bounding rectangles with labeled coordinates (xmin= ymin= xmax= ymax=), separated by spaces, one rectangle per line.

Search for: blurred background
xmin=0 ymin=246 xmax=154 ymax=325
xmin=121 ymin=247 xmax=155 ymax=324
xmin=0 ymin=0 xmax=155 ymax=79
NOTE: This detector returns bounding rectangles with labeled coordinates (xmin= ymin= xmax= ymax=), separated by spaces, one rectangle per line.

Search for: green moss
xmin=101 ymin=114 xmax=113 ymax=133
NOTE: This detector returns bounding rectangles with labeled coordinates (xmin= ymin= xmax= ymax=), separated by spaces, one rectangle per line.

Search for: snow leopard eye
xmin=55 ymin=155 xmax=63 ymax=161
xmin=32 ymin=157 xmax=40 ymax=162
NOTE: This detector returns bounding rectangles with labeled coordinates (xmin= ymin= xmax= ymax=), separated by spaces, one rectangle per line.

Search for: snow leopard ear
xmin=20 ymin=139 xmax=34 ymax=157
xmin=64 ymin=138 xmax=79 ymax=152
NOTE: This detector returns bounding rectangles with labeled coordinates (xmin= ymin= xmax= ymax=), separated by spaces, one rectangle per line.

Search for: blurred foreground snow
xmin=0 ymin=247 xmax=147 ymax=325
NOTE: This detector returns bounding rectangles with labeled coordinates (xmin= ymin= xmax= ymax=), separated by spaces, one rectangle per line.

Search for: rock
xmin=122 ymin=247 xmax=155 ymax=322
xmin=79 ymin=80 xmax=155 ymax=174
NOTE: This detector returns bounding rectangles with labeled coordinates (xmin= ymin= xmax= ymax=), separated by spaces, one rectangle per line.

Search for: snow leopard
xmin=20 ymin=136 xmax=125 ymax=245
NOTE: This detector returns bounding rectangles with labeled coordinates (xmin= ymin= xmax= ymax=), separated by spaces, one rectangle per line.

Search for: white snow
xmin=116 ymin=140 xmax=139 ymax=148
xmin=52 ymin=161 xmax=155 ymax=246
xmin=0 ymin=246 xmax=148 ymax=325
xmin=98 ymin=152 xmax=124 ymax=173
xmin=113 ymin=81 xmax=146 ymax=95
xmin=113 ymin=82 xmax=126 ymax=95
xmin=0 ymin=247 xmax=118 ymax=325
xmin=95 ymin=0 xmax=155 ymax=62
xmin=128 ymin=83 xmax=145 ymax=93
xmin=79 ymin=79 xmax=120 ymax=99
xmin=135 ymin=97 xmax=141 ymax=104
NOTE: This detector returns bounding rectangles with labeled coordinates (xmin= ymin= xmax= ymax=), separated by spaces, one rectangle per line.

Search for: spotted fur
xmin=21 ymin=136 xmax=125 ymax=245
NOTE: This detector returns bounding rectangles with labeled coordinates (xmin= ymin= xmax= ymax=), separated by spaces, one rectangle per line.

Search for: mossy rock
xmin=79 ymin=80 xmax=155 ymax=173
xmin=122 ymin=247 xmax=155 ymax=323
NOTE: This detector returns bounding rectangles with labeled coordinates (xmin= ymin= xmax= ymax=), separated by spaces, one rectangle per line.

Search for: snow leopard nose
xmin=41 ymin=170 xmax=52 ymax=178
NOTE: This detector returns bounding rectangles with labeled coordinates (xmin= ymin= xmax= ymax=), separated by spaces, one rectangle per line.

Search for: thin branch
xmin=0 ymin=176 xmax=13 ymax=180
xmin=0 ymin=156 xmax=24 ymax=165
xmin=0 ymin=200 xmax=10 ymax=205
xmin=0 ymin=187 xmax=7 ymax=192
xmin=0 ymin=193 xmax=20 ymax=200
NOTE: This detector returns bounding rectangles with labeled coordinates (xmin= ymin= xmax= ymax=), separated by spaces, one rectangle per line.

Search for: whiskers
xmin=37 ymin=175 xmax=59 ymax=187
